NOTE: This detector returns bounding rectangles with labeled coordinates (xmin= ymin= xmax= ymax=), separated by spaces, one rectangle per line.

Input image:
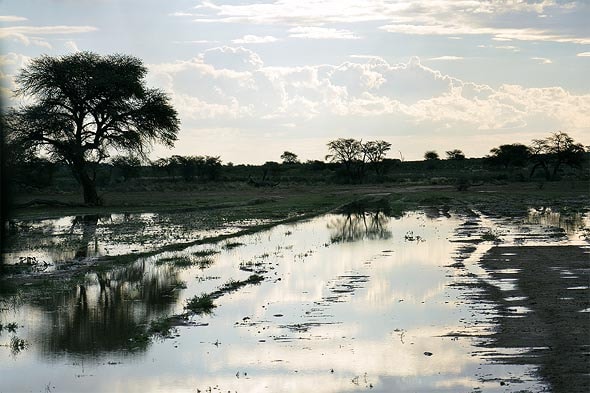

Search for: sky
xmin=1 ymin=0 xmax=589 ymax=164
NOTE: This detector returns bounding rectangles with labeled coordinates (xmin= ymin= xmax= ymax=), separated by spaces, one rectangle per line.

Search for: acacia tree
xmin=424 ymin=151 xmax=439 ymax=160
xmin=326 ymin=138 xmax=363 ymax=181
xmin=363 ymin=140 xmax=392 ymax=176
xmin=488 ymin=144 xmax=530 ymax=169
xmin=446 ymin=149 xmax=465 ymax=160
xmin=529 ymin=131 xmax=586 ymax=180
xmin=6 ymin=52 xmax=179 ymax=205
xmin=280 ymin=151 xmax=299 ymax=164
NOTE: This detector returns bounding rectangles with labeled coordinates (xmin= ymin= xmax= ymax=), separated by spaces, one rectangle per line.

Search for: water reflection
xmin=0 ymin=210 xmax=561 ymax=393
xmin=327 ymin=211 xmax=392 ymax=243
xmin=32 ymin=259 xmax=182 ymax=356
xmin=526 ymin=207 xmax=587 ymax=234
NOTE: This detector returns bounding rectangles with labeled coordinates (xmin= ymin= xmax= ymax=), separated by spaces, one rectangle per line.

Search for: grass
xmin=223 ymin=241 xmax=244 ymax=250
xmin=155 ymin=255 xmax=194 ymax=267
xmin=0 ymin=322 xmax=18 ymax=333
xmin=185 ymin=293 xmax=216 ymax=314
xmin=192 ymin=249 xmax=220 ymax=257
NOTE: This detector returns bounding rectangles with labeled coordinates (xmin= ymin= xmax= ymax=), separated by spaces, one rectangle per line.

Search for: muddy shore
xmin=475 ymin=245 xmax=590 ymax=393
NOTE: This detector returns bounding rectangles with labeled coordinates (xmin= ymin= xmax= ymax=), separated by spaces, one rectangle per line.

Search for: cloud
xmin=0 ymin=15 xmax=28 ymax=22
xmin=531 ymin=57 xmax=552 ymax=64
xmin=0 ymin=25 xmax=98 ymax=36
xmin=232 ymin=35 xmax=280 ymax=44
xmin=145 ymin=47 xmax=590 ymax=142
xmin=193 ymin=0 xmax=590 ymax=44
xmin=200 ymin=46 xmax=264 ymax=71
xmin=288 ymin=26 xmax=360 ymax=40
xmin=173 ymin=40 xmax=219 ymax=44
xmin=0 ymin=25 xmax=98 ymax=49
xmin=577 ymin=52 xmax=590 ymax=57
xmin=64 ymin=40 xmax=79 ymax=52
xmin=428 ymin=56 xmax=464 ymax=61
xmin=494 ymin=45 xmax=521 ymax=52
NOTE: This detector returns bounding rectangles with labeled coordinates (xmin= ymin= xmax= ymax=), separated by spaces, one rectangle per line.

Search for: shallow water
xmin=2 ymin=209 xmax=582 ymax=392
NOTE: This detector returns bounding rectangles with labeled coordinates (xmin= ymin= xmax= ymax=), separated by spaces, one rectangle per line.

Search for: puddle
xmin=0 ymin=210 xmax=573 ymax=392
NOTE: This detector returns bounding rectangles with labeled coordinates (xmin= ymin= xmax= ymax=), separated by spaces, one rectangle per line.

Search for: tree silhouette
xmin=446 ymin=149 xmax=465 ymax=160
xmin=529 ymin=132 xmax=586 ymax=180
xmin=424 ymin=151 xmax=439 ymax=160
xmin=326 ymin=138 xmax=363 ymax=181
xmin=363 ymin=140 xmax=391 ymax=176
xmin=280 ymin=151 xmax=300 ymax=164
xmin=5 ymin=52 xmax=179 ymax=205
xmin=488 ymin=144 xmax=530 ymax=169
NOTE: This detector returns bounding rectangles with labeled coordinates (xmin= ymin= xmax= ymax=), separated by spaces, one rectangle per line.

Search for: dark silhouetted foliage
xmin=424 ymin=151 xmax=439 ymax=160
xmin=529 ymin=132 xmax=586 ymax=180
xmin=5 ymin=52 xmax=179 ymax=205
xmin=488 ymin=144 xmax=530 ymax=169
xmin=280 ymin=151 xmax=299 ymax=164
xmin=446 ymin=149 xmax=465 ymax=160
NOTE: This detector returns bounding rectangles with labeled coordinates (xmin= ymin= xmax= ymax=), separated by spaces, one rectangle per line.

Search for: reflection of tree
xmin=71 ymin=214 xmax=100 ymax=259
xmin=328 ymin=211 xmax=392 ymax=243
xmin=527 ymin=208 xmax=586 ymax=234
xmin=35 ymin=259 xmax=183 ymax=356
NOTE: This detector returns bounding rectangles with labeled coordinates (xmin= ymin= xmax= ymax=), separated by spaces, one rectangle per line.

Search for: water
xmin=2 ymin=208 xmax=583 ymax=392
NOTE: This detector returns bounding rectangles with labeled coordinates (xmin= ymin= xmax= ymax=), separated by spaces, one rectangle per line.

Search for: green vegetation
xmin=185 ymin=293 xmax=216 ymax=314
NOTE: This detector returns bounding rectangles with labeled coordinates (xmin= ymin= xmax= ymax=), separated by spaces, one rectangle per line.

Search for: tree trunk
xmin=80 ymin=173 xmax=100 ymax=205
xmin=71 ymin=161 xmax=101 ymax=205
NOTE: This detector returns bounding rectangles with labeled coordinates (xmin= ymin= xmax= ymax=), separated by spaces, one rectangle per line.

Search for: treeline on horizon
xmin=7 ymin=131 xmax=589 ymax=193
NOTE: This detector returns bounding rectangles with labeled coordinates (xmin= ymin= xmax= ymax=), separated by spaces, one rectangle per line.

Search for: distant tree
xmin=446 ymin=149 xmax=466 ymax=160
xmin=488 ymin=144 xmax=530 ymax=169
xmin=110 ymin=155 xmax=141 ymax=181
xmin=5 ymin=52 xmax=179 ymax=205
xmin=363 ymin=140 xmax=392 ymax=176
xmin=261 ymin=161 xmax=280 ymax=182
xmin=529 ymin=131 xmax=586 ymax=180
xmin=280 ymin=151 xmax=300 ymax=164
xmin=424 ymin=151 xmax=439 ymax=160
xmin=202 ymin=156 xmax=222 ymax=181
xmin=326 ymin=138 xmax=363 ymax=181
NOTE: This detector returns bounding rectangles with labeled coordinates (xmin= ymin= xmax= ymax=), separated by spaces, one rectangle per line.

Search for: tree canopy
xmin=529 ymin=131 xmax=586 ymax=180
xmin=424 ymin=151 xmax=439 ymax=160
xmin=488 ymin=144 xmax=530 ymax=169
xmin=6 ymin=52 xmax=180 ymax=205
xmin=445 ymin=149 xmax=465 ymax=160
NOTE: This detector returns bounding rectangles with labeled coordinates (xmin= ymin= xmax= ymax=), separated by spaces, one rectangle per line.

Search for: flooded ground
xmin=0 ymin=207 xmax=588 ymax=392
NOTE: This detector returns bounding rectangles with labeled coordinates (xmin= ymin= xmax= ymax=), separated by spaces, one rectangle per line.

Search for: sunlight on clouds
xmin=194 ymin=0 xmax=590 ymax=44
xmin=288 ymin=26 xmax=360 ymax=40
xmin=0 ymin=15 xmax=28 ymax=22
xmin=146 ymin=46 xmax=590 ymax=146
xmin=428 ymin=56 xmax=464 ymax=61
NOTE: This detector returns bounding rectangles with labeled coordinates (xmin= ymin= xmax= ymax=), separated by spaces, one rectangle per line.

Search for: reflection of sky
xmin=0 ymin=212 xmax=546 ymax=392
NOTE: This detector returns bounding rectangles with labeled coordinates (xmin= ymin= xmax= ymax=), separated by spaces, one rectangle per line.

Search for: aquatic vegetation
xmin=223 ymin=241 xmax=244 ymax=250
xmin=192 ymin=249 xmax=220 ymax=258
xmin=148 ymin=317 xmax=176 ymax=338
xmin=9 ymin=336 xmax=28 ymax=355
xmin=185 ymin=294 xmax=216 ymax=314
xmin=0 ymin=322 xmax=18 ymax=334
xmin=481 ymin=230 xmax=503 ymax=242
xmin=155 ymin=255 xmax=194 ymax=267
